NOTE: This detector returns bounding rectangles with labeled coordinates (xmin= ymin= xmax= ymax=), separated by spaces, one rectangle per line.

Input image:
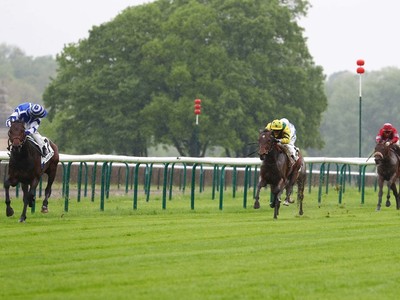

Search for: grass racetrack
xmin=0 ymin=186 xmax=399 ymax=299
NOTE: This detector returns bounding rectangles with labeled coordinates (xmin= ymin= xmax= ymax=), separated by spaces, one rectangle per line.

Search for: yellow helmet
xmin=270 ymin=119 xmax=283 ymax=130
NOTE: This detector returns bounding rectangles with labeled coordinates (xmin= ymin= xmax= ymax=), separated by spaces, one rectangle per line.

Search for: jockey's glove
xmin=385 ymin=141 xmax=391 ymax=146
xmin=25 ymin=130 xmax=31 ymax=135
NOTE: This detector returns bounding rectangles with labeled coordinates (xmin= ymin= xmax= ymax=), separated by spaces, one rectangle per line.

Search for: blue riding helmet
xmin=29 ymin=104 xmax=47 ymax=118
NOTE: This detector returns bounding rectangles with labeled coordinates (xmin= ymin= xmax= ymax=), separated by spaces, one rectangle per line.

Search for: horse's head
xmin=374 ymin=141 xmax=390 ymax=165
xmin=258 ymin=129 xmax=276 ymax=160
xmin=8 ymin=120 xmax=27 ymax=151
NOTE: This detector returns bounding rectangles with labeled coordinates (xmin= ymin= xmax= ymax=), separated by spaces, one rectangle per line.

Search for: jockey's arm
xmin=280 ymin=127 xmax=291 ymax=144
xmin=24 ymin=119 xmax=41 ymax=135
xmin=5 ymin=112 xmax=19 ymax=127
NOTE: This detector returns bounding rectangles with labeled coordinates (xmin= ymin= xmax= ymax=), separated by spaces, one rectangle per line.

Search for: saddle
xmin=27 ymin=136 xmax=54 ymax=166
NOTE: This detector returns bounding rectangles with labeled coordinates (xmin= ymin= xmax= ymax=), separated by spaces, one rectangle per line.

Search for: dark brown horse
xmin=373 ymin=141 xmax=400 ymax=211
xmin=254 ymin=129 xmax=306 ymax=219
xmin=4 ymin=120 xmax=59 ymax=222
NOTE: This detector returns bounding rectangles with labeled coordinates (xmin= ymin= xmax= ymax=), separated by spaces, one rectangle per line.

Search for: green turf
xmin=0 ymin=187 xmax=399 ymax=300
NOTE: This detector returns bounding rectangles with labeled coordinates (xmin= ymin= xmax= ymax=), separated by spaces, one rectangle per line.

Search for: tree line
xmin=3 ymin=0 xmax=399 ymax=158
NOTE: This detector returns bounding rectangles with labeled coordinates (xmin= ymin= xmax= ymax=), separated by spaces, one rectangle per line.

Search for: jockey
xmin=280 ymin=118 xmax=297 ymax=145
xmin=5 ymin=102 xmax=49 ymax=157
xmin=376 ymin=122 xmax=400 ymax=156
xmin=265 ymin=119 xmax=296 ymax=166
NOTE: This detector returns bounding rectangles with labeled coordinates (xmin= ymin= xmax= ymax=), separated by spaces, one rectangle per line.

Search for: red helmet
xmin=383 ymin=123 xmax=393 ymax=131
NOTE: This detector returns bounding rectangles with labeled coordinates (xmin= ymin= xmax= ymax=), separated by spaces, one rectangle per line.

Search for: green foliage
xmin=0 ymin=43 xmax=56 ymax=107
xmin=310 ymin=67 xmax=400 ymax=157
xmin=43 ymin=0 xmax=326 ymax=156
xmin=0 ymin=187 xmax=399 ymax=299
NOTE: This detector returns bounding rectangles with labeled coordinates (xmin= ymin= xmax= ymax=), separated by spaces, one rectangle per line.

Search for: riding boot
xmin=283 ymin=146 xmax=295 ymax=167
xmin=42 ymin=146 xmax=48 ymax=157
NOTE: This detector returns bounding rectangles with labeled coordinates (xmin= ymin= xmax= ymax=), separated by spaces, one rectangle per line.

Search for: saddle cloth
xmin=27 ymin=136 xmax=54 ymax=166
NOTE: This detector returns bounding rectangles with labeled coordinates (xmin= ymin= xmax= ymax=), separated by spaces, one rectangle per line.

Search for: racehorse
xmin=373 ymin=141 xmax=400 ymax=211
xmin=254 ymin=129 xmax=306 ymax=219
xmin=4 ymin=120 xmax=59 ymax=222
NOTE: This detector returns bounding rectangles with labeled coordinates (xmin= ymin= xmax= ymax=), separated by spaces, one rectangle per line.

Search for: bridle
xmin=258 ymin=131 xmax=275 ymax=159
xmin=7 ymin=124 xmax=27 ymax=152
xmin=373 ymin=142 xmax=392 ymax=164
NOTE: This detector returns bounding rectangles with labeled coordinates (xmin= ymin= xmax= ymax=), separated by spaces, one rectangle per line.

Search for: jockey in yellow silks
xmin=265 ymin=119 xmax=296 ymax=166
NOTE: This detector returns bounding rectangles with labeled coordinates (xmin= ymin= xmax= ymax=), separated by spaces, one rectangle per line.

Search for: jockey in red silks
xmin=376 ymin=123 xmax=400 ymax=156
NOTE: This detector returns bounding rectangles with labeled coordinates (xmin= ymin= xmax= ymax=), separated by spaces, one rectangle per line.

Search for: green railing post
xmin=212 ymin=165 xmax=218 ymax=200
xmin=360 ymin=164 xmax=367 ymax=204
xmin=106 ymin=162 xmax=113 ymax=199
xmin=308 ymin=163 xmax=313 ymax=193
xmin=219 ymin=165 xmax=227 ymax=210
xmin=318 ymin=163 xmax=325 ymax=206
xmin=232 ymin=166 xmax=237 ymax=198
xmin=243 ymin=166 xmax=250 ymax=208
xmin=199 ymin=164 xmax=204 ymax=193
xmin=77 ymin=162 xmax=83 ymax=202
xmin=253 ymin=166 xmax=258 ymax=199
xmin=91 ymin=162 xmax=98 ymax=202
xmin=64 ymin=162 xmax=72 ymax=212
xmin=145 ymin=163 xmax=153 ymax=202
xmin=100 ymin=162 xmax=108 ymax=211
xmin=190 ymin=163 xmax=198 ymax=210
xmin=162 ymin=163 xmax=170 ymax=209
xmin=61 ymin=162 xmax=66 ymax=197
xmin=338 ymin=164 xmax=348 ymax=204
xmin=124 ymin=163 xmax=130 ymax=194
xmin=133 ymin=163 xmax=141 ymax=210
xmin=169 ymin=163 xmax=175 ymax=200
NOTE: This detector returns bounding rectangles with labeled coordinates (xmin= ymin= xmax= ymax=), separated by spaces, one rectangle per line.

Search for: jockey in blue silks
xmin=5 ymin=102 xmax=49 ymax=156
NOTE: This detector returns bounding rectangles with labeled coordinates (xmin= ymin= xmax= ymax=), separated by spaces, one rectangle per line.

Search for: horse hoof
xmin=41 ymin=206 xmax=49 ymax=213
xmin=283 ymin=200 xmax=290 ymax=206
xmin=19 ymin=217 xmax=26 ymax=223
xmin=376 ymin=207 xmax=381 ymax=211
xmin=269 ymin=203 xmax=275 ymax=208
xmin=6 ymin=208 xmax=14 ymax=217
xmin=253 ymin=202 xmax=260 ymax=209
xmin=386 ymin=201 xmax=391 ymax=207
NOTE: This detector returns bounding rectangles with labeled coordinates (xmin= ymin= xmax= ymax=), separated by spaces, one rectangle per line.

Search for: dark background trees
xmin=308 ymin=67 xmax=400 ymax=158
xmin=4 ymin=1 xmax=400 ymax=159
xmin=42 ymin=0 xmax=327 ymax=156
xmin=0 ymin=43 xmax=56 ymax=108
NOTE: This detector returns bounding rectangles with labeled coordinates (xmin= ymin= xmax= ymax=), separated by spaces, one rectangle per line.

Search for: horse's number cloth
xmin=26 ymin=136 xmax=54 ymax=166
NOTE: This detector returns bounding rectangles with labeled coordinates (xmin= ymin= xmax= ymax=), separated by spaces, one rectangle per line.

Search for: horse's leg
xmin=297 ymin=174 xmax=306 ymax=216
xmin=19 ymin=184 xmax=30 ymax=222
xmin=42 ymin=165 xmax=57 ymax=213
xmin=389 ymin=181 xmax=400 ymax=210
xmin=271 ymin=183 xmax=284 ymax=219
xmin=4 ymin=178 xmax=15 ymax=217
xmin=254 ymin=177 xmax=266 ymax=209
xmin=283 ymin=184 xmax=294 ymax=206
xmin=376 ymin=178 xmax=384 ymax=211
xmin=274 ymin=194 xmax=280 ymax=219
xmin=283 ymin=168 xmax=300 ymax=206
xmin=386 ymin=184 xmax=391 ymax=207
